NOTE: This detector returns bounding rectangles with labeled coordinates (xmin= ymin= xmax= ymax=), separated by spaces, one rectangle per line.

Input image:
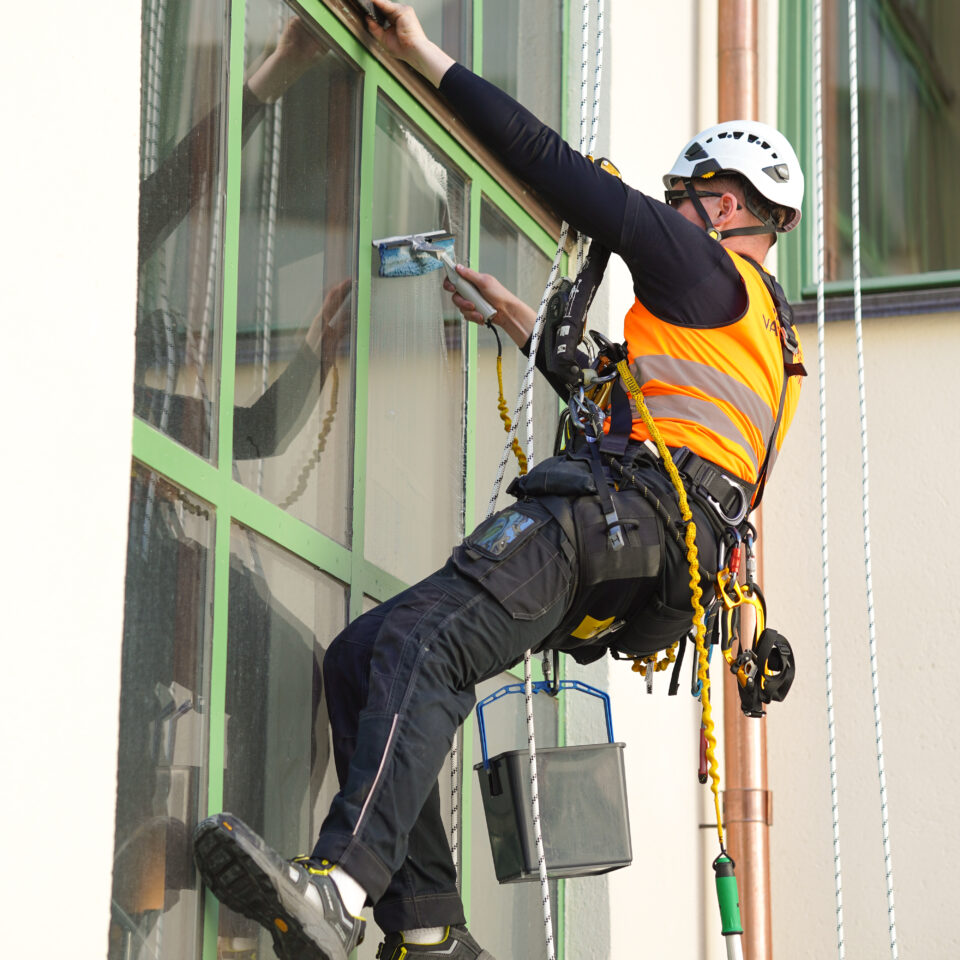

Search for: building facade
xmin=4 ymin=2 xmax=958 ymax=958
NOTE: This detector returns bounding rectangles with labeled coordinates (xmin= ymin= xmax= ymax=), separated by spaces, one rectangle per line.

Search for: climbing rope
xmin=812 ymin=0 xmax=845 ymax=956
xmin=845 ymin=0 xmax=898 ymax=953
xmin=459 ymin=6 xmax=604 ymax=958
xmin=812 ymin=1 xmax=898 ymax=955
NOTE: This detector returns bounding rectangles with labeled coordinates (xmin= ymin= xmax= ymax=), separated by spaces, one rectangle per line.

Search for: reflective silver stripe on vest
xmin=640 ymin=394 xmax=761 ymax=473
xmin=630 ymin=354 xmax=779 ymax=467
xmin=635 ymin=355 xmax=776 ymax=438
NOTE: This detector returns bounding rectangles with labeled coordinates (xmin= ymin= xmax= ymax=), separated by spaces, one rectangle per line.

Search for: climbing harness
xmin=528 ymin=161 xmax=804 ymax=954
xmin=813 ymin=0 xmax=898 ymax=957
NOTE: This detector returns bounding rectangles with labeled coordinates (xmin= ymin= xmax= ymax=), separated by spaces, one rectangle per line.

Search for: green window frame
xmin=778 ymin=0 xmax=960 ymax=307
xmin=126 ymin=1 xmax=574 ymax=957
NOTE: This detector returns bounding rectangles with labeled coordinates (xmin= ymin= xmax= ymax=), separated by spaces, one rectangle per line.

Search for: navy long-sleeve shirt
xmin=438 ymin=64 xmax=748 ymax=329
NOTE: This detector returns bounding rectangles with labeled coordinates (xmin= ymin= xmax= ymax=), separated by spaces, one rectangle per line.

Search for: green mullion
xmin=132 ymin=419 xmax=228 ymax=505
xmin=354 ymin=557 xmax=408 ymax=605
xmin=228 ymin=483 xmax=353 ymax=579
xmin=800 ymin=268 xmax=960 ymax=299
xmin=202 ymin=0 xmax=247 ymax=957
xmin=133 ymin=419 xmax=355 ymax=580
xmin=455 ymin=178 xmax=486 ymax=927
xmin=348 ymin=63 xmax=381 ymax=621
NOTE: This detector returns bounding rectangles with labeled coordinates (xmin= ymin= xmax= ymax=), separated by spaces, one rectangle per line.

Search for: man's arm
xmin=366 ymin=0 xmax=744 ymax=328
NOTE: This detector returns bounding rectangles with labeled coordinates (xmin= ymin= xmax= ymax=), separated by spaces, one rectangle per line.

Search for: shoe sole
xmin=193 ymin=813 xmax=350 ymax=960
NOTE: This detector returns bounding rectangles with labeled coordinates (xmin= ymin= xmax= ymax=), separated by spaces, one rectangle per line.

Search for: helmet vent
xmin=684 ymin=141 xmax=709 ymax=161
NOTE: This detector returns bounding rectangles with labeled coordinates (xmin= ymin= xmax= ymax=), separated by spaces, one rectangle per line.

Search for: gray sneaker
xmin=377 ymin=926 xmax=496 ymax=959
xmin=193 ymin=813 xmax=365 ymax=960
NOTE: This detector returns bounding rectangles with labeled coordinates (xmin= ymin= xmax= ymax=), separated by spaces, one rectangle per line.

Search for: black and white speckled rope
xmin=813 ymin=1 xmax=844 ymax=955
xmin=846 ymin=0 xmax=898 ymax=953
xmin=472 ymin=7 xmax=604 ymax=959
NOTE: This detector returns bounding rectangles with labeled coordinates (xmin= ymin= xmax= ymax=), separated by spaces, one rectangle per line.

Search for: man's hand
xmin=444 ymin=265 xmax=536 ymax=349
xmin=306 ymin=278 xmax=352 ymax=361
xmin=365 ymin=0 xmax=455 ymax=87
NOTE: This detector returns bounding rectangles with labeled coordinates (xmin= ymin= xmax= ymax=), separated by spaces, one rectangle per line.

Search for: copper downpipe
xmin=717 ymin=2 xmax=773 ymax=958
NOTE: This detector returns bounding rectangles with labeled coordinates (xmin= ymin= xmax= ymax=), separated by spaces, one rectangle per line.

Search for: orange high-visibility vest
xmin=622 ymin=250 xmax=804 ymax=485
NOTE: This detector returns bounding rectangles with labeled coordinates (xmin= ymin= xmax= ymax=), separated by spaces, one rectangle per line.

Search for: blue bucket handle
xmin=476 ymin=679 xmax=615 ymax=770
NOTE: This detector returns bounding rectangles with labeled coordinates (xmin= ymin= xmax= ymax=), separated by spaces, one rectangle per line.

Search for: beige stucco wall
xmin=763 ymin=310 xmax=960 ymax=958
xmin=0 ymin=1 xmax=140 ymax=955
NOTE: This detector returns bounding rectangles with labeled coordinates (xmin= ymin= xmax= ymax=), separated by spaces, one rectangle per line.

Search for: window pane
xmin=469 ymin=674 xmax=559 ymax=954
xmin=482 ymin=0 xmax=562 ymax=129
xmin=135 ymin=0 xmax=228 ymax=460
xmin=110 ymin=464 xmax=214 ymax=960
xmin=365 ymin=98 xmax=467 ymax=583
xmin=825 ymin=0 xmax=960 ymax=279
xmin=418 ymin=0 xmax=472 ymax=67
xmin=475 ymin=200 xmax=559 ymax=520
xmin=232 ymin=1 xmax=361 ymax=546
xmin=219 ymin=526 xmax=348 ymax=956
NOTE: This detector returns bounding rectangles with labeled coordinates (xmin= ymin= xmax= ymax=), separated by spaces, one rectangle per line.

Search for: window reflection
xmin=482 ymin=0 xmax=562 ymax=129
xmin=823 ymin=0 xmax=960 ymax=279
xmin=475 ymin=200 xmax=558 ymax=519
xmin=135 ymin=0 xmax=228 ymax=459
xmin=232 ymin=0 xmax=361 ymax=545
xmin=219 ymin=526 xmax=348 ymax=958
xmin=418 ymin=0 xmax=472 ymax=67
xmin=110 ymin=464 xmax=214 ymax=960
xmin=365 ymin=98 xmax=467 ymax=584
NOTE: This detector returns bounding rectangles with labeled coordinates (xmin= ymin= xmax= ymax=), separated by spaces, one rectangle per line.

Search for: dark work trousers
xmin=312 ymin=484 xmax=719 ymax=932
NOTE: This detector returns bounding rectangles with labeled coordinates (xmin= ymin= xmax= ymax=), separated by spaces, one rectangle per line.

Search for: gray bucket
xmin=474 ymin=679 xmax=632 ymax=883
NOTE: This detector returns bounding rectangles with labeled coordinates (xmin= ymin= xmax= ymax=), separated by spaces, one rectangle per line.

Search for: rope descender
xmin=716 ymin=538 xmax=796 ymax=719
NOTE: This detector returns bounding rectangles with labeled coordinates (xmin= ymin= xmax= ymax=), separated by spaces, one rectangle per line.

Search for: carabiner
xmin=704 ymin=475 xmax=750 ymax=527
xmin=567 ymin=388 xmax=606 ymax=440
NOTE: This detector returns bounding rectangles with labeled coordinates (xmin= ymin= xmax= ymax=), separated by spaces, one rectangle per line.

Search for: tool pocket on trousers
xmin=452 ymin=505 xmax=572 ymax=620
xmin=610 ymin=597 xmax=695 ymax=658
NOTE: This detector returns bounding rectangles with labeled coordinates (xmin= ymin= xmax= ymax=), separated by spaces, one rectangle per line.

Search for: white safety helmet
xmin=663 ymin=120 xmax=804 ymax=233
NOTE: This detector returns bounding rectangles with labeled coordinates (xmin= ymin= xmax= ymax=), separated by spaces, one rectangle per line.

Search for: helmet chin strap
xmin=683 ymin=179 xmax=777 ymax=242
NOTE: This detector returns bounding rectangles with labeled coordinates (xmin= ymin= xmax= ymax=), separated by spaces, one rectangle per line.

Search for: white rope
xmin=846 ymin=1 xmax=898 ymax=954
xmin=463 ymin=6 xmax=604 ymax=957
xmin=476 ymin=6 xmax=604 ymax=959
xmin=813 ymin=0 xmax=844 ymax=955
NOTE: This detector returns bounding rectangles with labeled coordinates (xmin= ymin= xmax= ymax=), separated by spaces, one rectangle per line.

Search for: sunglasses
xmin=663 ymin=188 xmax=724 ymax=209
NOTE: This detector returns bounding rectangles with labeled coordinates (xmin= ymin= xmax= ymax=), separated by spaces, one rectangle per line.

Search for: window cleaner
xmin=374 ymin=231 xmax=496 ymax=321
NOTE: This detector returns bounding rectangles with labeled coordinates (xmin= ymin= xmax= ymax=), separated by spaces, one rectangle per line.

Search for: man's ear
xmin=716 ymin=191 xmax=740 ymax=225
